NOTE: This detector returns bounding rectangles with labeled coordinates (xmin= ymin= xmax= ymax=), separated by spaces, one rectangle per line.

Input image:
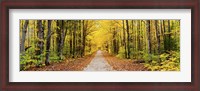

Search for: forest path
xmin=83 ymin=50 xmax=114 ymax=71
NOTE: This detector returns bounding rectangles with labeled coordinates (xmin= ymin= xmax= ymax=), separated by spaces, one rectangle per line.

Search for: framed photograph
xmin=1 ymin=0 xmax=199 ymax=91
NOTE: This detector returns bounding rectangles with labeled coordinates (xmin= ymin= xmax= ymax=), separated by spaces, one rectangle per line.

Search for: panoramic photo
xmin=20 ymin=20 xmax=180 ymax=71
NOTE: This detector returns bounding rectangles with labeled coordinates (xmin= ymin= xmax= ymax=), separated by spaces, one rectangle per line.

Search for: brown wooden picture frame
xmin=0 ymin=0 xmax=199 ymax=91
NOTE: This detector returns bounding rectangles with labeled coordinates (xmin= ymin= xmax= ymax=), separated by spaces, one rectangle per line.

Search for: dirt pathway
xmin=83 ymin=50 xmax=114 ymax=71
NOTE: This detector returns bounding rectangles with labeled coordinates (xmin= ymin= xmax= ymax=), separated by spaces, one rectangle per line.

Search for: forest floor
xmin=27 ymin=50 xmax=147 ymax=71
xmin=28 ymin=53 xmax=95 ymax=71
xmin=103 ymin=51 xmax=147 ymax=71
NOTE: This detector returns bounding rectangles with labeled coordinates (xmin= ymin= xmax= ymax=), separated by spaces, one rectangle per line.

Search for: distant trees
xmin=103 ymin=20 xmax=180 ymax=57
xmin=101 ymin=20 xmax=180 ymax=70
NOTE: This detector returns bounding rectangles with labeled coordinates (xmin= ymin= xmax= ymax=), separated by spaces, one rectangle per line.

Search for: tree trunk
xmin=60 ymin=20 xmax=65 ymax=59
xmin=56 ymin=20 xmax=65 ymax=59
xmin=72 ymin=21 xmax=77 ymax=58
xmin=20 ymin=20 xmax=29 ymax=53
xmin=168 ymin=20 xmax=171 ymax=51
xmin=155 ymin=20 xmax=161 ymax=64
xmin=131 ymin=20 xmax=135 ymax=52
xmin=78 ymin=20 xmax=82 ymax=57
xmin=69 ymin=21 xmax=73 ymax=57
xmin=146 ymin=20 xmax=151 ymax=61
xmin=35 ymin=20 xmax=44 ymax=62
xmin=113 ymin=29 xmax=117 ymax=54
xmin=163 ymin=20 xmax=167 ymax=51
xmin=122 ymin=20 xmax=127 ymax=58
xmin=137 ymin=20 xmax=141 ymax=51
xmin=64 ymin=21 xmax=69 ymax=55
xmin=82 ymin=20 xmax=87 ymax=57
xmin=45 ymin=20 xmax=52 ymax=65
xmin=56 ymin=20 xmax=61 ymax=58
xmin=126 ymin=20 xmax=130 ymax=59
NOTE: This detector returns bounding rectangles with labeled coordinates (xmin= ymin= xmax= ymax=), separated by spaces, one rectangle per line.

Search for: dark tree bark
xmin=69 ymin=21 xmax=73 ymax=57
xmin=155 ymin=20 xmax=161 ymax=64
xmin=122 ymin=20 xmax=127 ymax=58
xmin=35 ymin=20 xmax=44 ymax=60
xmin=131 ymin=20 xmax=135 ymax=52
xmin=137 ymin=20 xmax=141 ymax=51
xmin=56 ymin=20 xmax=66 ymax=59
xmin=56 ymin=20 xmax=62 ymax=58
xmin=45 ymin=20 xmax=52 ymax=65
xmin=60 ymin=20 xmax=66 ymax=59
xmin=64 ymin=21 xmax=69 ymax=55
xmin=140 ymin=20 xmax=143 ymax=51
xmin=72 ymin=21 xmax=77 ymax=58
xmin=163 ymin=20 xmax=167 ymax=51
xmin=78 ymin=20 xmax=82 ymax=57
xmin=126 ymin=20 xmax=130 ymax=59
xmin=113 ymin=28 xmax=117 ymax=54
xmin=82 ymin=20 xmax=87 ymax=57
xmin=20 ymin=20 xmax=29 ymax=53
xmin=146 ymin=20 xmax=151 ymax=55
xmin=168 ymin=20 xmax=171 ymax=51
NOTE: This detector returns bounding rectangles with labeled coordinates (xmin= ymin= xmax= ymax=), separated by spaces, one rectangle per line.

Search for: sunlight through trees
xmin=20 ymin=20 xmax=180 ymax=71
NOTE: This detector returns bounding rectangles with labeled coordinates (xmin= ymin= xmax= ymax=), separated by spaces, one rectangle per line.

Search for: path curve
xmin=83 ymin=50 xmax=114 ymax=71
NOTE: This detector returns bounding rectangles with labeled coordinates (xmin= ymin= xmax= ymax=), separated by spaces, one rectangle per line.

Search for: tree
xmin=126 ymin=20 xmax=130 ymax=59
xmin=35 ymin=20 xmax=44 ymax=62
xmin=45 ymin=20 xmax=52 ymax=65
xmin=146 ymin=20 xmax=151 ymax=61
xmin=81 ymin=20 xmax=86 ymax=57
xmin=20 ymin=19 xmax=180 ymax=71
xmin=56 ymin=20 xmax=62 ymax=58
xmin=20 ymin=20 xmax=29 ymax=53
xmin=155 ymin=20 xmax=161 ymax=63
xmin=168 ymin=20 xmax=171 ymax=51
xmin=72 ymin=20 xmax=77 ymax=58
xmin=122 ymin=20 xmax=127 ymax=58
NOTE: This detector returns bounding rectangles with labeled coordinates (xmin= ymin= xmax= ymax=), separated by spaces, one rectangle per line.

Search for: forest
xmin=20 ymin=20 xmax=180 ymax=71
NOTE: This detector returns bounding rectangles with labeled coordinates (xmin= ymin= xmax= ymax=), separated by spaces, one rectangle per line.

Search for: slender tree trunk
xmin=82 ymin=20 xmax=87 ymax=57
xmin=135 ymin=21 xmax=138 ymax=58
xmin=155 ymin=20 xmax=161 ymax=64
xmin=64 ymin=21 xmax=69 ymax=55
xmin=35 ymin=20 xmax=44 ymax=63
xmin=27 ymin=24 xmax=30 ymax=53
xmin=60 ymin=20 xmax=65 ymax=59
xmin=78 ymin=20 xmax=82 ymax=57
xmin=140 ymin=20 xmax=142 ymax=51
xmin=113 ymin=29 xmax=117 ymax=54
xmin=69 ymin=21 xmax=73 ymax=57
xmin=122 ymin=20 xmax=127 ymax=58
xmin=168 ymin=20 xmax=171 ymax=51
xmin=20 ymin=20 xmax=29 ymax=53
xmin=146 ymin=20 xmax=151 ymax=61
xmin=163 ymin=20 xmax=167 ymax=51
xmin=126 ymin=20 xmax=130 ymax=59
xmin=72 ymin=21 xmax=77 ymax=58
xmin=56 ymin=20 xmax=66 ymax=59
xmin=56 ymin=20 xmax=61 ymax=58
xmin=138 ymin=20 xmax=141 ymax=51
xmin=52 ymin=36 xmax=55 ymax=52
xmin=45 ymin=20 xmax=52 ymax=65
xmin=131 ymin=20 xmax=135 ymax=52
